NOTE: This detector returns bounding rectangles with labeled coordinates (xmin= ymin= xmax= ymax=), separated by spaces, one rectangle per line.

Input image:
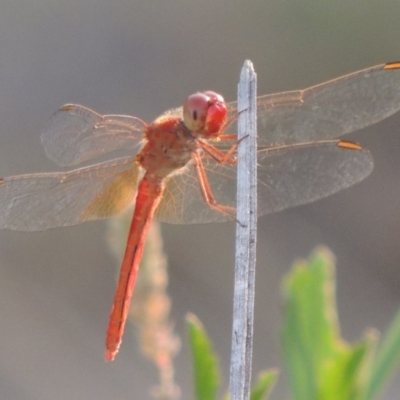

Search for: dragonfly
xmin=1 ymin=61 xmax=400 ymax=361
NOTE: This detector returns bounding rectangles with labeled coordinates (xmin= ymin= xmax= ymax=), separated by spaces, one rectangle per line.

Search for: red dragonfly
xmin=1 ymin=62 xmax=400 ymax=361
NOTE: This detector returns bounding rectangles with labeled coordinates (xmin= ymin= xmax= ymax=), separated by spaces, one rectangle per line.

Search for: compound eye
xmin=183 ymin=91 xmax=227 ymax=137
xmin=202 ymin=91 xmax=225 ymax=105
xmin=183 ymin=92 xmax=209 ymax=132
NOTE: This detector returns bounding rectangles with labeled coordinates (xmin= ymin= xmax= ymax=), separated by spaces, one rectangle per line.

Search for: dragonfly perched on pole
xmin=0 ymin=61 xmax=400 ymax=360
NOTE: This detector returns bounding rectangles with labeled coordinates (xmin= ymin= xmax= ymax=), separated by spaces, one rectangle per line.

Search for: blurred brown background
xmin=0 ymin=1 xmax=400 ymax=398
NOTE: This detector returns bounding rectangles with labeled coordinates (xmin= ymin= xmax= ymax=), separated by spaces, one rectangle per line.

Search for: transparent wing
xmin=0 ymin=157 xmax=139 ymax=231
xmin=162 ymin=63 xmax=400 ymax=147
xmin=41 ymin=104 xmax=147 ymax=167
xmin=235 ymin=62 xmax=400 ymax=146
xmin=32 ymin=62 xmax=396 ymax=228
xmin=155 ymin=140 xmax=373 ymax=224
xmin=41 ymin=63 xmax=400 ymax=167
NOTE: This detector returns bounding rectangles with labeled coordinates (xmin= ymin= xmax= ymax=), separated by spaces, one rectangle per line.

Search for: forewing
xmin=0 ymin=157 xmax=139 ymax=231
xmin=223 ymin=63 xmax=400 ymax=147
xmin=155 ymin=141 xmax=373 ymax=224
xmin=41 ymin=104 xmax=146 ymax=167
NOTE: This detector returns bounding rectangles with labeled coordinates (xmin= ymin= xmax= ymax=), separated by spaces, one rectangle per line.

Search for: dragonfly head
xmin=183 ymin=91 xmax=227 ymax=138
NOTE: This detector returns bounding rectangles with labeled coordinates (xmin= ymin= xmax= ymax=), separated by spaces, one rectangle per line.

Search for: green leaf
xmin=250 ymin=369 xmax=278 ymax=400
xmin=367 ymin=307 xmax=400 ymax=399
xmin=319 ymin=331 xmax=376 ymax=400
xmin=281 ymin=246 xmax=376 ymax=400
xmin=186 ymin=313 xmax=220 ymax=400
xmin=281 ymin=247 xmax=338 ymax=398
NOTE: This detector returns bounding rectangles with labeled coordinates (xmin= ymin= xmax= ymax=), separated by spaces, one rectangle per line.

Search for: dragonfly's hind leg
xmin=192 ymin=151 xmax=242 ymax=224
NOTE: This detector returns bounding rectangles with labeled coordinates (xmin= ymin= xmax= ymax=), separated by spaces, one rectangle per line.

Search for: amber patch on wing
xmin=337 ymin=140 xmax=362 ymax=150
xmin=0 ymin=178 xmax=3 ymax=185
xmin=81 ymin=168 xmax=139 ymax=220
xmin=384 ymin=61 xmax=400 ymax=70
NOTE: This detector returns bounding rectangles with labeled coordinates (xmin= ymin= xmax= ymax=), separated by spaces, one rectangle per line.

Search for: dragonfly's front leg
xmin=197 ymin=134 xmax=240 ymax=166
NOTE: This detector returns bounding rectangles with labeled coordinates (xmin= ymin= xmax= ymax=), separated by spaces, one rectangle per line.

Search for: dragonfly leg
xmin=192 ymin=152 xmax=240 ymax=223
xmin=197 ymin=138 xmax=238 ymax=166
xmin=198 ymin=132 xmax=250 ymax=166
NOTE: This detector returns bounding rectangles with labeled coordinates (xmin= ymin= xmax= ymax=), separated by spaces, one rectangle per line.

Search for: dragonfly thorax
xmin=138 ymin=116 xmax=197 ymax=179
